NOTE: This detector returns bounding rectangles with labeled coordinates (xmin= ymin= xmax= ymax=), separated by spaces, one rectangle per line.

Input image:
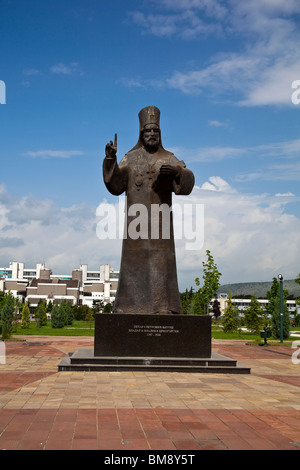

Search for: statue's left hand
xmin=160 ymin=164 xmax=181 ymax=179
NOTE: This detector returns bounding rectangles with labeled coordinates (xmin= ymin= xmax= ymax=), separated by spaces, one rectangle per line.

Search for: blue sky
xmin=0 ymin=0 xmax=300 ymax=290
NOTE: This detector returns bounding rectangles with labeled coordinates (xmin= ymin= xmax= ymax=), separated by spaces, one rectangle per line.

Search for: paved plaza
xmin=0 ymin=336 xmax=300 ymax=450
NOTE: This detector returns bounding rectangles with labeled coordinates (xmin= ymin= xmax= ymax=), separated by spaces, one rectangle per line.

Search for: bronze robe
xmin=103 ymin=145 xmax=195 ymax=314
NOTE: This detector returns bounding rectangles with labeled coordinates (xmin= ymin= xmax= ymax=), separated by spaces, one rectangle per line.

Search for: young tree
xmin=1 ymin=292 xmax=15 ymax=339
xmin=103 ymin=302 xmax=112 ymax=313
xmin=195 ymin=250 xmax=222 ymax=315
xmin=267 ymin=277 xmax=290 ymax=339
xmin=271 ymin=296 xmax=290 ymax=339
xmin=222 ymin=292 xmax=240 ymax=333
xmin=35 ymin=300 xmax=47 ymax=328
xmin=266 ymin=277 xmax=280 ymax=317
xmin=46 ymin=300 xmax=53 ymax=313
xmin=59 ymin=300 xmax=73 ymax=326
xmin=86 ymin=307 xmax=94 ymax=328
xmin=180 ymin=287 xmax=194 ymax=314
xmin=244 ymin=296 xmax=265 ymax=334
xmin=21 ymin=302 xmax=31 ymax=329
xmin=212 ymin=293 xmax=221 ymax=319
xmin=51 ymin=304 xmax=65 ymax=328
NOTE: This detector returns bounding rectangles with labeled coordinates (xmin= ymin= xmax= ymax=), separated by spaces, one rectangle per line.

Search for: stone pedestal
xmin=58 ymin=313 xmax=250 ymax=373
xmin=94 ymin=313 xmax=211 ymax=358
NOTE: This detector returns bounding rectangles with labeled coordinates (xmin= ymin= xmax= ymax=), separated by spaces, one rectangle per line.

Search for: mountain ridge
xmin=217 ymin=279 xmax=300 ymax=298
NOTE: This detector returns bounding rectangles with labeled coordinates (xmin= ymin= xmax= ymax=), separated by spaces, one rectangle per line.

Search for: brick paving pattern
xmin=0 ymin=336 xmax=300 ymax=450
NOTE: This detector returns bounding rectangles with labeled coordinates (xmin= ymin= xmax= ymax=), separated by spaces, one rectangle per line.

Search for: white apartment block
xmin=0 ymin=261 xmax=119 ymax=308
xmin=215 ymin=293 xmax=299 ymax=316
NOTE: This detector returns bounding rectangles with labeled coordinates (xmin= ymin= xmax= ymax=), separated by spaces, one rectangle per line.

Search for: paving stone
xmin=0 ymin=336 xmax=300 ymax=450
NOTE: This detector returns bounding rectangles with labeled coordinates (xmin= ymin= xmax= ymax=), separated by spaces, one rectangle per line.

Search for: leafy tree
xmin=222 ymin=292 xmax=240 ymax=333
xmin=21 ymin=302 xmax=31 ymax=329
xmin=1 ymin=292 xmax=15 ymax=339
xmin=195 ymin=250 xmax=222 ymax=315
xmin=244 ymin=296 xmax=265 ymax=334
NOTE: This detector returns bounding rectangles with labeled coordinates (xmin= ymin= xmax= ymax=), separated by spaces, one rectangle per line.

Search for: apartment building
xmin=216 ymin=293 xmax=298 ymax=316
xmin=0 ymin=261 xmax=119 ymax=308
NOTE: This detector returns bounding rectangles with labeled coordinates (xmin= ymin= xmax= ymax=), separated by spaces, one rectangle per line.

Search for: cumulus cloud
xmin=174 ymin=177 xmax=300 ymax=288
xmin=0 ymin=180 xmax=299 ymax=289
xmin=0 ymin=185 xmax=116 ymax=275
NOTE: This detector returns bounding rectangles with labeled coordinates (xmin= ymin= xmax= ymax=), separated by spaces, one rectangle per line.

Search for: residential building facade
xmin=0 ymin=261 xmax=119 ymax=309
xmin=215 ymin=293 xmax=299 ymax=316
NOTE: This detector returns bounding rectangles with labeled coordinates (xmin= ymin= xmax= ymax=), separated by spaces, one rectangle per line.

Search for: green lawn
xmin=212 ymin=325 xmax=297 ymax=343
xmin=212 ymin=327 xmax=260 ymax=341
xmin=8 ymin=320 xmax=297 ymax=343
xmin=12 ymin=320 xmax=95 ymax=336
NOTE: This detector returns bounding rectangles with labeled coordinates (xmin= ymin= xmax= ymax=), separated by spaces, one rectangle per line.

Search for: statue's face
xmin=142 ymin=124 xmax=160 ymax=152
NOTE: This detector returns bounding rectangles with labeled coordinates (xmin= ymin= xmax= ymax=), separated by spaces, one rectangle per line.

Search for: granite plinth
xmin=94 ymin=313 xmax=211 ymax=358
xmin=58 ymin=313 xmax=250 ymax=373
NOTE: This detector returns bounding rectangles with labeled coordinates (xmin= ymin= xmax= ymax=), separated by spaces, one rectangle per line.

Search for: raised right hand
xmin=105 ymin=133 xmax=117 ymax=159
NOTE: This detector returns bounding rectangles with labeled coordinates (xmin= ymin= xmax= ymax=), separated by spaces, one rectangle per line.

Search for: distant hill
xmin=217 ymin=280 xmax=300 ymax=299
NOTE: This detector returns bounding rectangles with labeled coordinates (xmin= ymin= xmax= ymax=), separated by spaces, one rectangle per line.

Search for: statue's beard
xmin=142 ymin=138 xmax=160 ymax=153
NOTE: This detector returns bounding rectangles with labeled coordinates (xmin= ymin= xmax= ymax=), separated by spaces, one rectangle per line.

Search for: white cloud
xmin=200 ymin=176 xmax=236 ymax=193
xmin=0 ymin=185 xmax=118 ymax=275
xmin=170 ymin=145 xmax=245 ymax=162
xmin=24 ymin=150 xmax=84 ymax=159
xmin=174 ymin=138 xmax=300 ymax=182
xmin=275 ymin=192 xmax=295 ymax=197
xmin=208 ymin=120 xmax=229 ymax=128
xmin=174 ymin=179 xmax=300 ymax=287
xmin=0 ymin=181 xmax=299 ymax=289
xmin=129 ymin=0 xmax=300 ymax=106
xmin=130 ymin=8 xmax=221 ymax=38
xmin=50 ymin=62 xmax=82 ymax=75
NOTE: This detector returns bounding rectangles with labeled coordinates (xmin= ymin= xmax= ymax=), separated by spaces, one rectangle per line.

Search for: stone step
xmin=58 ymin=350 xmax=251 ymax=374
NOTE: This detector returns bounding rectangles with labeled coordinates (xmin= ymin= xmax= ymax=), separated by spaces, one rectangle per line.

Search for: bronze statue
xmin=103 ymin=106 xmax=195 ymax=314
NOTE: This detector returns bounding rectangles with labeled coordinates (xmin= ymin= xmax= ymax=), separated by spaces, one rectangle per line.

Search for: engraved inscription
xmin=128 ymin=324 xmax=180 ymax=337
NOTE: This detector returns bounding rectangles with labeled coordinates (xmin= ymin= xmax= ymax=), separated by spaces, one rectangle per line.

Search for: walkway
xmin=0 ymin=336 xmax=299 ymax=450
